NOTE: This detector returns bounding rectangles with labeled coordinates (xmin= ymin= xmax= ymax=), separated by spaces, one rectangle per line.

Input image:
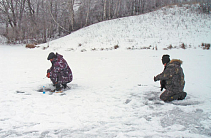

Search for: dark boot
xmin=178 ymin=92 xmax=187 ymax=100
xmin=62 ymin=84 xmax=67 ymax=89
xmin=55 ymin=84 xmax=62 ymax=91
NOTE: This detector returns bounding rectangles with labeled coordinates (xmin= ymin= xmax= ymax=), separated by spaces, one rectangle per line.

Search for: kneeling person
xmin=154 ymin=55 xmax=187 ymax=102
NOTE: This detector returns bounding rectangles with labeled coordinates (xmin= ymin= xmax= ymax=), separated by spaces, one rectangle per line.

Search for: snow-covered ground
xmin=0 ymin=4 xmax=211 ymax=138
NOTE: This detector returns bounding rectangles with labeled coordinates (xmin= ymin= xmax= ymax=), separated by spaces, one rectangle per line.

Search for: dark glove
xmin=154 ymin=76 xmax=158 ymax=82
xmin=160 ymin=80 xmax=166 ymax=91
xmin=46 ymin=72 xmax=50 ymax=78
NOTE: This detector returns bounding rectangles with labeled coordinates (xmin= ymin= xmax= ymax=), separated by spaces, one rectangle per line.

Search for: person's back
xmin=164 ymin=59 xmax=185 ymax=93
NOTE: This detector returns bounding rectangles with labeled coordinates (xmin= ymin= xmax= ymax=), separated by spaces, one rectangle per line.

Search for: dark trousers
xmin=160 ymin=90 xmax=187 ymax=102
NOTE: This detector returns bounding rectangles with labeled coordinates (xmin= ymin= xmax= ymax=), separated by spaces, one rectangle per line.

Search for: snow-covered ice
xmin=0 ymin=4 xmax=211 ymax=138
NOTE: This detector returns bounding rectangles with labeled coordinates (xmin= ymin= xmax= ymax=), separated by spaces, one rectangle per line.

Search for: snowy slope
xmin=40 ymin=4 xmax=211 ymax=51
xmin=0 ymin=4 xmax=211 ymax=138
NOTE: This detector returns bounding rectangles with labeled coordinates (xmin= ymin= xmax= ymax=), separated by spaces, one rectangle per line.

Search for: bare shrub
xmin=142 ymin=46 xmax=150 ymax=49
xmin=42 ymin=45 xmax=49 ymax=50
xmin=201 ymin=43 xmax=210 ymax=50
xmin=91 ymin=48 xmax=97 ymax=51
xmin=26 ymin=44 xmax=37 ymax=49
xmin=180 ymin=43 xmax=186 ymax=49
xmin=66 ymin=48 xmax=75 ymax=51
xmin=81 ymin=49 xmax=86 ymax=52
xmin=155 ymin=46 xmax=158 ymax=50
xmin=167 ymin=44 xmax=173 ymax=49
xmin=114 ymin=45 xmax=119 ymax=49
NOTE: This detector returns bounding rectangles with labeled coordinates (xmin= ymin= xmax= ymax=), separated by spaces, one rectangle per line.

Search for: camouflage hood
xmin=169 ymin=59 xmax=183 ymax=66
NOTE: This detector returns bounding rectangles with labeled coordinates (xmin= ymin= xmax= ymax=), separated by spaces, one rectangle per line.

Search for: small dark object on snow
xmin=16 ymin=91 xmax=25 ymax=93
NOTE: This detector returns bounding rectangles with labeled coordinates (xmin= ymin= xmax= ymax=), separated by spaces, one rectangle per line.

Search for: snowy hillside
xmin=0 ymin=4 xmax=211 ymax=138
xmin=40 ymin=4 xmax=211 ymax=51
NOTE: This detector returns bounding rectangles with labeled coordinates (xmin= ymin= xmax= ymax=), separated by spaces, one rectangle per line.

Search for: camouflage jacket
xmin=47 ymin=53 xmax=73 ymax=84
xmin=155 ymin=59 xmax=185 ymax=93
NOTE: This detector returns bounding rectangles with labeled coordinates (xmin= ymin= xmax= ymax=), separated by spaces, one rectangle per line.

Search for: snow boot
xmin=54 ymin=84 xmax=63 ymax=93
xmin=178 ymin=92 xmax=187 ymax=100
xmin=62 ymin=84 xmax=67 ymax=89
xmin=55 ymin=84 xmax=62 ymax=91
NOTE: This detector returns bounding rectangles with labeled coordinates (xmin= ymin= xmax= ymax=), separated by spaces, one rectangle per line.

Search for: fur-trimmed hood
xmin=169 ymin=59 xmax=183 ymax=66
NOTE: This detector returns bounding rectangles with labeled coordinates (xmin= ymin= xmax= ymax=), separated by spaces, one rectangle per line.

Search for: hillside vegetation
xmin=39 ymin=4 xmax=211 ymax=51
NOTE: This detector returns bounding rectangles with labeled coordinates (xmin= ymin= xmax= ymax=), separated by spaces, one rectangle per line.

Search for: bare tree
xmin=0 ymin=0 xmax=27 ymax=42
xmin=0 ymin=0 xmax=209 ymax=44
xmin=114 ymin=0 xmax=121 ymax=18
xmin=67 ymin=0 xmax=75 ymax=32
xmin=27 ymin=0 xmax=36 ymax=25
xmin=85 ymin=0 xmax=91 ymax=26
xmin=103 ymin=0 xmax=107 ymax=20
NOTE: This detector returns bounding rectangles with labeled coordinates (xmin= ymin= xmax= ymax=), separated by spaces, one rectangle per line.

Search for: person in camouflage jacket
xmin=154 ymin=55 xmax=187 ymax=102
xmin=47 ymin=52 xmax=73 ymax=91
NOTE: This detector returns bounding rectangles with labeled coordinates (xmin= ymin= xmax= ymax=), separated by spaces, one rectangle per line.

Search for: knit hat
xmin=47 ymin=52 xmax=56 ymax=60
xmin=162 ymin=54 xmax=170 ymax=65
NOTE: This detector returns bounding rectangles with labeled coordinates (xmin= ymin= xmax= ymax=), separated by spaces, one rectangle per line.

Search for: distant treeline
xmin=0 ymin=0 xmax=210 ymax=44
